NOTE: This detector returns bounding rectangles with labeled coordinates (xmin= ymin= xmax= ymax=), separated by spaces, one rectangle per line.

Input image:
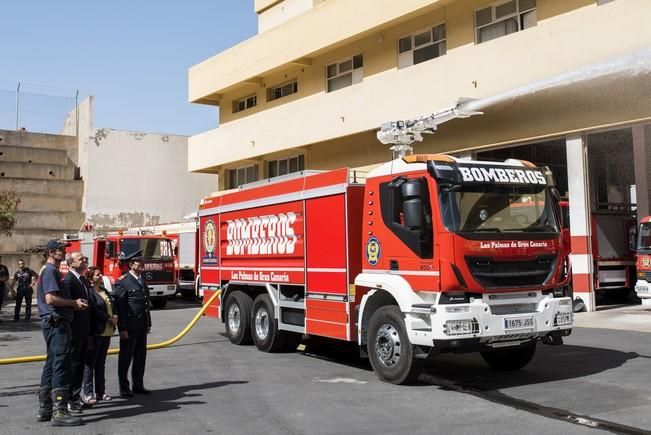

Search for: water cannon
xmin=377 ymin=98 xmax=483 ymax=158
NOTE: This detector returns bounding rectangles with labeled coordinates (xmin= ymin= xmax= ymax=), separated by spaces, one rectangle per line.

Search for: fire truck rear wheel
xmin=225 ymin=291 xmax=253 ymax=345
xmin=251 ymin=294 xmax=286 ymax=353
xmin=367 ymin=305 xmax=423 ymax=385
xmin=480 ymin=341 xmax=537 ymax=371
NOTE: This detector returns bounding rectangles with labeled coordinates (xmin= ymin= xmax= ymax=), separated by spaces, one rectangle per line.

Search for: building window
xmin=326 ymin=54 xmax=363 ymax=92
xmin=398 ymin=24 xmax=446 ymax=69
xmin=475 ymin=0 xmax=536 ymax=44
xmin=268 ymin=80 xmax=298 ymax=101
xmin=233 ymin=94 xmax=257 ymax=113
xmin=226 ymin=164 xmax=258 ymax=189
xmin=267 ymin=155 xmax=304 ymax=178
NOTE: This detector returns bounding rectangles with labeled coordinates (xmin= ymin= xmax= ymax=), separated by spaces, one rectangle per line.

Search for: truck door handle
xmin=390 ymin=260 xmax=399 ymax=271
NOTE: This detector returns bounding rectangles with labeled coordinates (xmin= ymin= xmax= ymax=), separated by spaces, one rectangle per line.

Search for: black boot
xmin=50 ymin=388 xmax=83 ymax=427
xmin=37 ymin=387 xmax=52 ymax=422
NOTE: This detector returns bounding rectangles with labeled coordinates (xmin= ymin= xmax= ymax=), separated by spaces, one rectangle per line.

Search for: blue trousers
xmin=40 ymin=317 xmax=73 ymax=389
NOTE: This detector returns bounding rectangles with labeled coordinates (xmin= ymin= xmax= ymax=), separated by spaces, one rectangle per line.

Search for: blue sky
xmin=0 ymin=0 xmax=256 ymax=135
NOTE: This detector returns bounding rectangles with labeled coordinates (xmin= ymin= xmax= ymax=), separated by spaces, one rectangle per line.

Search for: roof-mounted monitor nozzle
xmin=377 ymin=98 xmax=483 ymax=159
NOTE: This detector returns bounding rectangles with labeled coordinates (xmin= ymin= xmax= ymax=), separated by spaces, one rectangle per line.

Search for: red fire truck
xmin=197 ymin=154 xmax=573 ymax=384
xmin=634 ymin=216 xmax=651 ymax=305
xmin=63 ymin=232 xmax=176 ymax=308
xmin=560 ymin=202 xmax=637 ymax=303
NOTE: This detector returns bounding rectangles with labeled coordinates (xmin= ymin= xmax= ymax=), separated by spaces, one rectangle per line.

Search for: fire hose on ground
xmin=0 ymin=290 xmax=222 ymax=366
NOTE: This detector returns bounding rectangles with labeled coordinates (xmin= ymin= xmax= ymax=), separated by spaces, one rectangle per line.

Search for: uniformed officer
xmin=113 ymin=251 xmax=152 ymax=398
xmin=36 ymin=239 xmax=87 ymax=427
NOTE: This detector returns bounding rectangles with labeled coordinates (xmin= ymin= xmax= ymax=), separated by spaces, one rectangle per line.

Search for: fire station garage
xmin=475 ymin=127 xmax=644 ymax=311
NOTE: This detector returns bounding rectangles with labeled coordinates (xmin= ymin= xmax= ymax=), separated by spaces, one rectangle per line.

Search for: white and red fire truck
xmin=197 ymin=154 xmax=573 ymax=384
xmin=560 ymin=202 xmax=637 ymax=303
xmin=63 ymin=232 xmax=176 ymax=308
xmin=634 ymin=216 xmax=651 ymax=305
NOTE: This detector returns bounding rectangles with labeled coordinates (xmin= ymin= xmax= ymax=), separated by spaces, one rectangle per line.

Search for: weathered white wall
xmin=63 ymin=97 xmax=217 ymax=230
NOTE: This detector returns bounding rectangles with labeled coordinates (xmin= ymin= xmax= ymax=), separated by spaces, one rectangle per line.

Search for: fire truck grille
xmin=465 ymin=255 xmax=556 ymax=289
xmin=143 ymin=271 xmax=174 ymax=283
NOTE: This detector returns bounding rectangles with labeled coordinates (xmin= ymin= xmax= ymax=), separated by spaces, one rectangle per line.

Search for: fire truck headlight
xmin=444 ymin=319 xmax=479 ymax=336
xmin=559 ymin=299 xmax=571 ymax=306
xmin=553 ymin=311 xmax=573 ymax=327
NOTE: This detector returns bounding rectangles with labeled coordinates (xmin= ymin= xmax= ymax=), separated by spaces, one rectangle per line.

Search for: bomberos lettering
xmin=226 ymin=212 xmax=297 ymax=255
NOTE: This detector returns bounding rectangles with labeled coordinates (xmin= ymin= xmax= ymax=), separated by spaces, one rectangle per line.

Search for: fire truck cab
xmin=199 ymin=154 xmax=573 ymax=384
xmin=65 ymin=232 xmax=176 ymax=308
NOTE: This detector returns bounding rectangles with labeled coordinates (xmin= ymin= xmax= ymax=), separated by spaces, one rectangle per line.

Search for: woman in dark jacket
xmin=82 ymin=267 xmax=117 ymax=403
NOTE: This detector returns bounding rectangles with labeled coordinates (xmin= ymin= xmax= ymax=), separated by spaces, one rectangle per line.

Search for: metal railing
xmin=0 ymin=81 xmax=78 ymax=135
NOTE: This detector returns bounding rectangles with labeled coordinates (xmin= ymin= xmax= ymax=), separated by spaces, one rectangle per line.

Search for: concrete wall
xmin=62 ymin=97 xmax=217 ymax=230
xmin=258 ymin=0 xmax=325 ymax=33
xmin=0 ymin=129 xmax=84 ymax=273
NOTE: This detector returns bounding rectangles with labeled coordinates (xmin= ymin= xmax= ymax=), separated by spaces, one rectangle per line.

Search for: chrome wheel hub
xmin=375 ymin=324 xmax=401 ymax=367
xmin=227 ymin=304 xmax=240 ymax=334
xmin=255 ymin=308 xmax=270 ymax=340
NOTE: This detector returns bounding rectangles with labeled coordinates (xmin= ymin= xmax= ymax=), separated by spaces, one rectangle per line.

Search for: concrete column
xmin=632 ymin=124 xmax=651 ymax=222
xmin=566 ymin=134 xmax=596 ymax=311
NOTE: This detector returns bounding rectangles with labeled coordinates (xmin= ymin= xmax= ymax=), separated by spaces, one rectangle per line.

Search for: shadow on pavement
xmin=82 ymin=380 xmax=248 ymax=423
xmin=296 ymin=340 xmax=641 ymax=388
xmin=421 ymin=344 xmax=639 ymax=389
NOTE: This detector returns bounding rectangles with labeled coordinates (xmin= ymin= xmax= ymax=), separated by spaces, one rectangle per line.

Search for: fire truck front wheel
xmin=225 ymin=291 xmax=253 ymax=345
xmin=367 ymin=306 xmax=423 ymax=385
xmin=480 ymin=341 xmax=537 ymax=371
xmin=251 ymin=294 xmax=286 ymax=353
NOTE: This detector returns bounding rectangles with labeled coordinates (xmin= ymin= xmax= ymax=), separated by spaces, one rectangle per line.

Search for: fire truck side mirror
xmin=402 ymin=180 xmax=424 ymax=230
xmin=174 ymin=246 xmax=178 ymax=257
xmin=550 ymin=187 xmax=561 ymax=203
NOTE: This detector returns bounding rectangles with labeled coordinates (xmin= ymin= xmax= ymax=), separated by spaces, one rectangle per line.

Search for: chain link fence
xmin=0 ymin=82 xmax=78 ymax=135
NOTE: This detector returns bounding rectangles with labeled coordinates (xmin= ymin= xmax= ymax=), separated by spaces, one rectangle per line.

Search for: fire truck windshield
xmin=439 ymin=185 xmax=559 ymax=234
xmin=637 ymin=223 xmax=651 ymax=250
xmin=120 ymin=238 xmax=173 ymax=260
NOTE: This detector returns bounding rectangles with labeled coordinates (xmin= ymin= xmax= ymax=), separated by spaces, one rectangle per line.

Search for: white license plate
xmin=636 ymin=285 xmax=649 ymax=294
xmin=504 ymin=316 xmax=535 ymax=331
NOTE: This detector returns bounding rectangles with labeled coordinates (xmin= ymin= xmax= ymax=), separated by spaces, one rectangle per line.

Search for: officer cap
xmin=119 ymin=250 xmax=145 ymax=263
xmin=45 ymin=239 xmax=71 ymax=251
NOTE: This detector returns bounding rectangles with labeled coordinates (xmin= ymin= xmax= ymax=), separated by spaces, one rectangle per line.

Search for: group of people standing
xmin=35 ymin=239 xmax=153 ymax=427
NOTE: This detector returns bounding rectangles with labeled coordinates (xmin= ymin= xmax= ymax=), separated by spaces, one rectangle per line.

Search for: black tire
xmin=481 ymin=341 xmax=537 ymax=371
xmin=150 ymin=298 xmax=168 ymax=309
xmin=224 ymin=291 xmax=253 ymax=345
xmin=251 ymin=294 xmax=286 ymax=352
xmin=367 ymin=306 xmax=423 ymax=385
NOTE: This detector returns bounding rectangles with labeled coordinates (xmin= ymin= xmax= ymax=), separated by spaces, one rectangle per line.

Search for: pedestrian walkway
xmin=574 ymin=304 xmax=651 ymax=333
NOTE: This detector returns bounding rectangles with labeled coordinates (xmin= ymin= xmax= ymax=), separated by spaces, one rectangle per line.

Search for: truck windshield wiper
xmin=472 ymin=227 xmax=502 ymax=233
xmin=523 ymin=224 xmax=556 ymax=232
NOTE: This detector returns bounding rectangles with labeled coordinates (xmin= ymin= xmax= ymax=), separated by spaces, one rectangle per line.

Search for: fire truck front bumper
xmin=634 ymin=280 xmax=651 ymax=303
xmin=405 ymin=293 xmax=573 ymax=350
xmin=148 ymin=283 xmax=177 ymax=298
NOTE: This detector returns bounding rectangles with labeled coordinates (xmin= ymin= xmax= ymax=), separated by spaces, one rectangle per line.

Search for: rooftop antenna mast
xmin=376 ymin=98 xmax=483 ymax=159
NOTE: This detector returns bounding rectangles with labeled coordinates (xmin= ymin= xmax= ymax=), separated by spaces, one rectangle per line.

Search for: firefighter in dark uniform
xmin=113 ymin=251 xmax=152 ymax=397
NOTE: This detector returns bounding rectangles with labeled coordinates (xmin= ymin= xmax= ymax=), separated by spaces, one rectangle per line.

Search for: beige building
xmin=188 ymin=0 xmax=651 ymax=310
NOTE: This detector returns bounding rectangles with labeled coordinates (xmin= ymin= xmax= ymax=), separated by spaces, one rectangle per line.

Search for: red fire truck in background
xmin=197 ymin=154 xmax=573 ymax=384
xmin=559 ymin=202 xmax=637 ymax=304
xmin=63 ymin=232 xmax=176 ymax=308
xmin=634 ymin=216 xmax=651 ymax=305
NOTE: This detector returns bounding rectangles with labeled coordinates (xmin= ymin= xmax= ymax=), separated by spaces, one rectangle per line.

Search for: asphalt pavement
xmin=1 ymin=298 xmax=650 ymax=435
